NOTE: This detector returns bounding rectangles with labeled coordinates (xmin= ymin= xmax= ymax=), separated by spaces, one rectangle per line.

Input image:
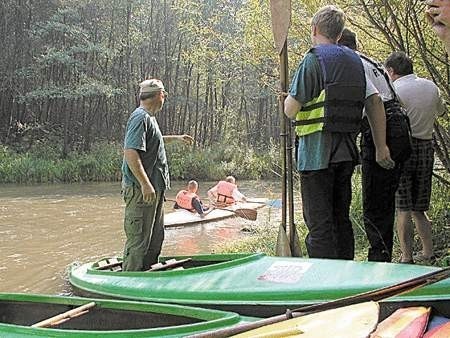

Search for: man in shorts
xmin=386 ymin=52 xmax=447 ymax=264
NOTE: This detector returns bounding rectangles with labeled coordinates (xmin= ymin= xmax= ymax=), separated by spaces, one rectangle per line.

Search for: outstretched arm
xmin=163 ymin=134 xmax=194 ymax=145
xmin=233 ymin=189 xmax=247 ymax=202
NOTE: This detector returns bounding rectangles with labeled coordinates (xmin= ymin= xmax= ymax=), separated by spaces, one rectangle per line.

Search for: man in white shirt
xmin=339 ymin=28 xmax=403 ymax=263
xmin=386 ymin=51 xmax=447 ymax=264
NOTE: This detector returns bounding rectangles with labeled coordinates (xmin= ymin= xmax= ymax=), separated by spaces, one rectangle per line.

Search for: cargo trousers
xmin=122 ymin=184 xmax=165 ymax=271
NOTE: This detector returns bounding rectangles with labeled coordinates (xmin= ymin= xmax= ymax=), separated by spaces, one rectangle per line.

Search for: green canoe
xmin=69 ymin=253 xmax=450 ymax=317
xmin=0 ymin=293 xmax=255 ymax=337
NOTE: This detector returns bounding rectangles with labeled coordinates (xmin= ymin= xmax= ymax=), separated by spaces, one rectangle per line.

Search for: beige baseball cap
xmin=139 ymin=79 xmax=168 ymax=97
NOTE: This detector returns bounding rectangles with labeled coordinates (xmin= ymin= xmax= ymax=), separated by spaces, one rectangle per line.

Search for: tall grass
xmin=0 ymin=142 xmax=122 ymax=183
xmin=0 ymin=141 xmax=280 ymax=184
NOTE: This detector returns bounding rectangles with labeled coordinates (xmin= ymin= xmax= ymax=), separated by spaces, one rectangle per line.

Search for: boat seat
xmin=95 ymin=257 xmax=123 ymax=271
xmin=31 ymin=302 xmax=96 ymax=328
xmin=147 ymin=258 xmax=192 ymax=272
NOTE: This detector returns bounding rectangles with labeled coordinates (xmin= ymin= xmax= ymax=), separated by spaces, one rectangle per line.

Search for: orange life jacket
xmin=216 ymin=181 xmax=236 ymax=204
xmin=175 ymin=190 xmax=198 ymax=210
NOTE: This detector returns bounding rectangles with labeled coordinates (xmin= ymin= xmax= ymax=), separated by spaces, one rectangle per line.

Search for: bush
xmin=0 ymin=142 xmax=122 ymax=183
xmin=1 ymin=141 xmax=279 ymax=183
xmin=166 ymin=142 xmax=279 ymax=181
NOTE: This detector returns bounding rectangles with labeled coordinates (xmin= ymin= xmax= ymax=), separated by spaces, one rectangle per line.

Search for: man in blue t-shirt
xmin=121 ymin=79 xmax=194 ymax=271
xmin=284 ymin=6 xmax=394 ymax=260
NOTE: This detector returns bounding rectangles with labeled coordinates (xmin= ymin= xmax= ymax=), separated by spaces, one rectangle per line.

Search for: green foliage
xmin=427 ymin=178 xmax=450 ymax=265
xmin=217 ymin=223 xmax=278 ymax=255
xmin=0 ymin=141 xmax=279 ymax=184
xmin=349 ymin=169 xmax=371 ymax=261
xmin=0 ymin=142 xmax=122 ymax=184
xmin=166 ymin=142 xmax=279 ymax=181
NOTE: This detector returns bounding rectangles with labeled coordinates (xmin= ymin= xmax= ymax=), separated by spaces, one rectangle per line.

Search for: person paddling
xmin=207 ymin=176 xmax=247 ymax=207
xmin=174 ymin=180 xmax=211 ymax=217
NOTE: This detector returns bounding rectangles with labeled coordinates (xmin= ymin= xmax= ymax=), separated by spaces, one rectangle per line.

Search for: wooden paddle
xmin=271 ymin=0 xmax=293 ymax=257
xmin=212 ymin=207 xmax=258 ymax=221
xmin=166 ymin=198 xmax=257 ymax=221
xmin=188 ymin=267 xmax=450 ymax=338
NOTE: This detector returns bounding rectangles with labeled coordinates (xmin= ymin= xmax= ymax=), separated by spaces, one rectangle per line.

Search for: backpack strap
xmin=358 ymin=53 xmax=400 ymax=103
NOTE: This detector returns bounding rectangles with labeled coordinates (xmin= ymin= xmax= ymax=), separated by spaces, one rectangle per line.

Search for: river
xmin=0 ymin=180 xmax=281 ymax=295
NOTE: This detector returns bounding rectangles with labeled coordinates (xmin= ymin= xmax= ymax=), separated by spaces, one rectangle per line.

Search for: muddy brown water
xmin=0 ymin=181 xmax=281 ymax=294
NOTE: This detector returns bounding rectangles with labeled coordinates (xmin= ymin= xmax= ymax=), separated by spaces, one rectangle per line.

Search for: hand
xmin=141 ymin=183 xmax=156 ymax=203
xmin=375 ymin=145 xmax=396 ymax=170
xmin=278 ymin=91 xmax=289 ymax=101
xmin=180 ymin=134 xmax=194 ymax=146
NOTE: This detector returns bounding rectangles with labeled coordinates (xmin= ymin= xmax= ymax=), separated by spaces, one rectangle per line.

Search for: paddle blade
xmin=246 ymin=199 xmax=282 ymax=208
xmin=234 ymin=208 xmax=257 ymax=221
xmin=290 ymin=225 xmax=302 ymax=257
xmin=267 ymin=199 xmax=282 ymax=208
xmin=371 ymin=307 xmax=430 ymax=338
xmin=276 ymin=224 xmax=291 ymax=256
xmin=233 ymin=301 xmax=379 ymax=338
xmin=270 ymin=0 xmax=291 ymax=54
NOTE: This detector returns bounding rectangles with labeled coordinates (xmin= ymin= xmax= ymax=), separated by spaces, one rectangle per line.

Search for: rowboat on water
xmin=0 ymin=293 xmax=255 ymax=337
xmin=164 ymin=198 xmax=268 ymax=227
xmin=69 ymin=252 xmax=450 ymax=317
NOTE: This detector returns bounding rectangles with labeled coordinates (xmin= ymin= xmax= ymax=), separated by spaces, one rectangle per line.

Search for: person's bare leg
xmin=412 ymin=211 xmax=434 ymax=258
xmin=397 ymin=211 xmax=414 ymax=262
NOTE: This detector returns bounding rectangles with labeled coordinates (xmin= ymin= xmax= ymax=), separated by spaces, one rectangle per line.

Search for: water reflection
xmin=0 ymin=181 xmax=280 ymax=294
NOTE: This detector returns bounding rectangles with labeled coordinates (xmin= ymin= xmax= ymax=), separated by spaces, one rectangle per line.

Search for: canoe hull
xmin=164 ymin=199 xmax=266 ymax=227
xmin=69 ymin=253 xmax=450 ymax=317
xmin=0 ymin=293 xmax=255 ymax=337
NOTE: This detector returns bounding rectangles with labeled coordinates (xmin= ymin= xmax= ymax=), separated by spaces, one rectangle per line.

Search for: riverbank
xmin=2 ymin=142 xmax=448 ymax=267
xmin=0 ymin=142 xmax=278 ymax=184
xmin=218 ymin=172 xmax=450 ymax=267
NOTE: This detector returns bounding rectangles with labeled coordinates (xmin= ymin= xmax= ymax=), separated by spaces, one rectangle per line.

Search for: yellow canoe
xmin=232 ymin=301 xmax=379 ymax=338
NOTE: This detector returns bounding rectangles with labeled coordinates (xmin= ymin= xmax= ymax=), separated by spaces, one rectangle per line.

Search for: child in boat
xmin=174 ymin=180 xmax=211 ymax=217
xmin=207 ymin=176 xmax=247 ymax=206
